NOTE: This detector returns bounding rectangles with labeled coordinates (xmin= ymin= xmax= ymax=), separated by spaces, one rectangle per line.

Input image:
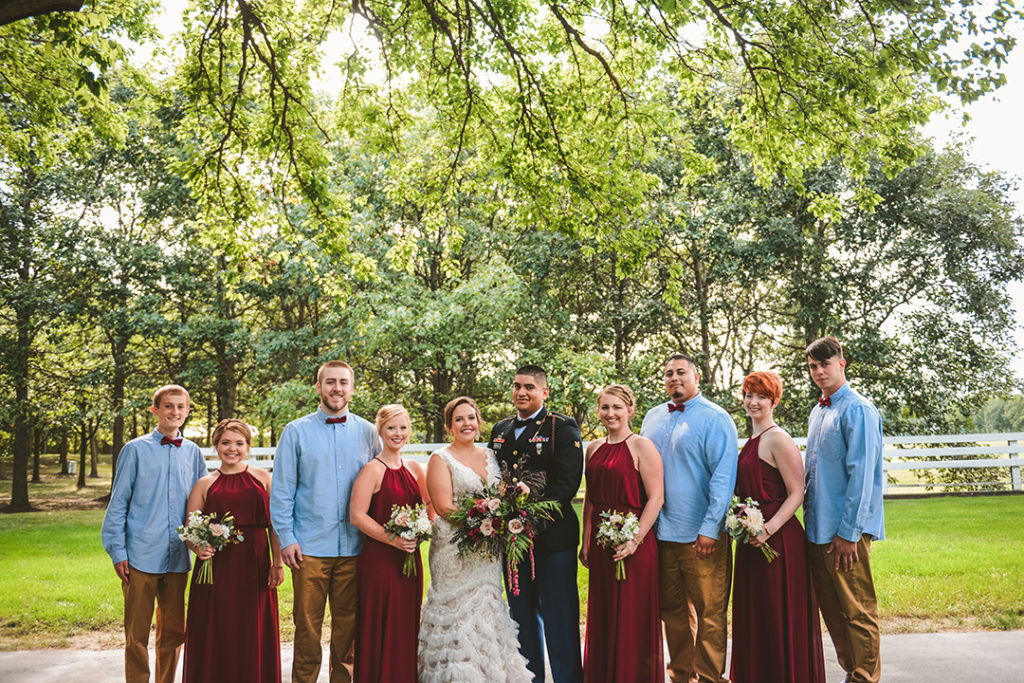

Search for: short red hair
xmin=742 ymin=371 xmax=782 ymax=405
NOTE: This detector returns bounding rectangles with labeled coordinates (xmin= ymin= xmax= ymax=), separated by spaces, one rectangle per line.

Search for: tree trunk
xmin=613 ymin=271 xmax=627 ymax=375
xmin=31 ymin=424 xmax=47 ymax=483
xmin=207 ymin=393 xmax=214 ymax=446
xmin=89 ymin=428 xmax=100 ymax=478
xmin=109 ymin=338 xmax=127 ymax=482
xmin=214 ymin=342 xmax=237 ymax=420
xmin=213 ymin=254 xmax=239 ymax=422
xmin=77 ymin=423 xmax=88 ymax=489
xmin=429 ymin=361 xmax=454 ymax=442
xmin=9 ymin=267 xmax=34 ymax=512
xmin=691 ymin=252 xmax=714 ymax=387
xmin=58 ymin=429 xmax=70 ymax=475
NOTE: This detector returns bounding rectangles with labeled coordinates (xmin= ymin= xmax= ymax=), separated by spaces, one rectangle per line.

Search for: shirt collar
xmin=667 ymin=392 xmax=701 ymax=412
xmin=826 ymin=382 xmax=851 ymax=403
xmin=317 ymin=406 xmax=350 ymax=422
xmin=519 ymin=406 xmax=545 ymax=421
xmin=151 ymin=428 xmax=181 ymax=443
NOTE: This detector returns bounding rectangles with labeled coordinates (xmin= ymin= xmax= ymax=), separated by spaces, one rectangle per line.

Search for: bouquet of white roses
xmin=177 ymin=510 xmax=244 ymax=584
xmin=595 ymin=510 xmax=641 ymax=580
xmin=383 ymin=503 xmax=433 ymax=576
xmin=725 ymin=495 xmax=779 ymax=563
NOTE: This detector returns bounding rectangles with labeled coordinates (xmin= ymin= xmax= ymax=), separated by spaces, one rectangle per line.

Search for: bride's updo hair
xmin=443 ymin=396 xmax=482 ymax=432
xmin=375 ymin=404 xmax=410 ymax=435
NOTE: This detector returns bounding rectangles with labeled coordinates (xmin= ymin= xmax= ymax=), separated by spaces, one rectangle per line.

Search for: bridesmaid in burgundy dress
xmin=349 ymin=404 xmax=431 ymax=683
xmin=731 ymin=371 xmax=825 ymax=683
xmin=183 ymin=419 xmax=283 ymax=683
xmin=580 ymin=384 xmax=665 ymax=683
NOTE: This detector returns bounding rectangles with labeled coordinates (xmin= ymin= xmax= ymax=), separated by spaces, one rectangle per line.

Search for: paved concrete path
xmin=1 ymin=630 xmax=1021 ymax=682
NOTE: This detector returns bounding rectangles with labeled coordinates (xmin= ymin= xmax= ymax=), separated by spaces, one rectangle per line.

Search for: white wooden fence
xmin=202 ymin=432 xmax=1024 ymax=494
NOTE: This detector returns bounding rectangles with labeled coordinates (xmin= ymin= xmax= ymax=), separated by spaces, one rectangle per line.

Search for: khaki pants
xmin=658 ymin=537 xmax=731 ymax=683
xmin=291 ymin=555 xmax=359 ymax=683
xmin=809 ymin=535 xmax=881 ymax=683
xmin=121 ymin=567 xmax=187 ymax=683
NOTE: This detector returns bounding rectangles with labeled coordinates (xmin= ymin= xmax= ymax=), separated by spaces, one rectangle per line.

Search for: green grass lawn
xmin=1 ymin=496 xmax=1022 ymax=649
xmin=873 ymin=497 xmax=1024 ymax=631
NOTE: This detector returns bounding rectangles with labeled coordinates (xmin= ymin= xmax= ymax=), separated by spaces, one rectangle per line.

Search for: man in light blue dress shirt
xmin=640 ymin=354 xmax=737 ymax=683
xmin=101 ymin=384 xmax=207 ymax=683
xmin=270 ymin=360 xmax=381 ymax=683
xmin=804 ymin=336 xmax=884 ymax=683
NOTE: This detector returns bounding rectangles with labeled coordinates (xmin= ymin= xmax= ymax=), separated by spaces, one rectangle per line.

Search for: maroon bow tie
xmin=161 ymin=436 xmax=183 ymax=447
xmin=326 ymin=416 xmax=347 ymax=424
xmin=667 ymin=402 xmax=685 ymax=413
xmin=818 ymin=396 xmax=831 ymax=408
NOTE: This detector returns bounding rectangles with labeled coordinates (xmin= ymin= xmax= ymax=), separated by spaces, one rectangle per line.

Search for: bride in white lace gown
xmin=418 ymin=396 xmax=533 ymax=683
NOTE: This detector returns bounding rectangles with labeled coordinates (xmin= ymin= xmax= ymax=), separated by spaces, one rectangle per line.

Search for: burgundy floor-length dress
xmin=354 ymin=459 xmax=423 ymax=683
xmin=183 ymin=468 xmax=280 ymax=683
xmin=583 ymin=436 xmax=663 ymax=683
xmin=731 ymin=428 xmax=825 ymax=683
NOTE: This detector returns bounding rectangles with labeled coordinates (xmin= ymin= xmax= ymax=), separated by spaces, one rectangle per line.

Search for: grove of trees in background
xmin=2 ymin=0 xmax=1023 ymax=510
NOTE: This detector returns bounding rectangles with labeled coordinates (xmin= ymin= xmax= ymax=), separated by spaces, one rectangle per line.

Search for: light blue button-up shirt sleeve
xmin=101 ymin=443 xmax=138 ymax=565
xmin=699 ymin=412 xmax=739 ymax=539
xmin=838 ymin=402 xmax=883 ymax=542
xmin=269 ymin=422 xmax=301 ymax=549
xmin=369 ymin=427 xmax=383 ymax=459
xmin=100 ymin=431 xmax=201 ymax=573
xmin=192 ymin=447 xmax=208 ymax=483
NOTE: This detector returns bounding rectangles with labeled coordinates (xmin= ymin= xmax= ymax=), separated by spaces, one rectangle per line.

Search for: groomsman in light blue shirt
xmin=640 ymin=354 xmax=737 ymax=683
xmin=101 ymin=384 xmax=207 ymax=683
xmin=804 ymin=336 xmax=884 ymax=683
xmin=270 ymin=360 xmax=381 ymax=683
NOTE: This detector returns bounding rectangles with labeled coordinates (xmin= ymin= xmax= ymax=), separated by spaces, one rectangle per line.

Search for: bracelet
xmin=272 ymin=564 xmax=284 ymax=568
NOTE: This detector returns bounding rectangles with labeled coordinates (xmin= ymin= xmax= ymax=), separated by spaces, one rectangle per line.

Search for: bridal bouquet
xmin=177 ymin=510 xmax=244 ymax=584
xmin=448 ymin=458 xmax=559 ymax=595
xmin=595 ymin=510 xmax=640 ymax=580
xmin=725 ymin=495 xmax=779 ymax=563
xmin=384 ymin=503 xmax=433 ymax=576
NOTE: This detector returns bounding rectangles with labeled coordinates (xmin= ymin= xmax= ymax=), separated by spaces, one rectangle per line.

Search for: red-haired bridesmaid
xmin=349 ymin=404 xmax=431 ymax=683
xmin=731 ymin=371 xmax=825 ymax=683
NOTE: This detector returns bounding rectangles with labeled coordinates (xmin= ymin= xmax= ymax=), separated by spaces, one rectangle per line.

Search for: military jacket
xmin=488 ymin=406 xmax=584 ymax=554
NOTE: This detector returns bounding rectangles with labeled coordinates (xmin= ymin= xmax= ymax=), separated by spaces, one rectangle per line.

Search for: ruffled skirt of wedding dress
xmin=417 ymin=519 xmax=533 ymax=683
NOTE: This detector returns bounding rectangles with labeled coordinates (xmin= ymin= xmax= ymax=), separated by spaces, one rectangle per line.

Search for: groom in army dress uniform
xmin=489 ymin=364 xmax=585 ymax=683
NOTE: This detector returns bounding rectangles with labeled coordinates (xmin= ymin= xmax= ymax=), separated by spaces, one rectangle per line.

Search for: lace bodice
xmin=436 ymin=446 xmax=499 ymax=497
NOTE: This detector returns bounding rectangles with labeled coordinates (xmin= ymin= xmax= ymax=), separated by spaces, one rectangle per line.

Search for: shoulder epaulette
xmin=496 ymin=416 xmax=515 ymax=425
xmin=549 ymin=412 xmax=571 ymax=422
